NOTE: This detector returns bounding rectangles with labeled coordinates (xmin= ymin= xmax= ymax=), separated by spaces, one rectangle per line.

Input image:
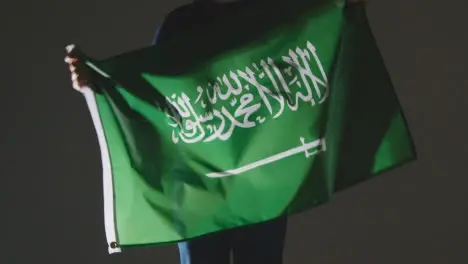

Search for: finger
xmin=66 ymin=44 xmax=76 ymax=53
xmin=72 ymin=70 xmax=89 ymax=83
xmin=72 ymin=78 xmax=88 ymax=90
xmin=72 ymin=81 xmax=82 ymax=91
xmin=71 ymin=72 xmax=79 ymax=82
xmin=66 ymin=44 xmax=87 ymax=61
xmin=65 ymin=44 xmax=80 ymax=58
xmin=73 ymin=65 xmax=90 ymax=78
xmin=64 ymin=56 xmax=78 ymax=64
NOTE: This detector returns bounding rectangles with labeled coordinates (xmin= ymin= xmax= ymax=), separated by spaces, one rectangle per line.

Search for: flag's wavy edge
xmin=82 ymin=87 xmax=122 ymax=254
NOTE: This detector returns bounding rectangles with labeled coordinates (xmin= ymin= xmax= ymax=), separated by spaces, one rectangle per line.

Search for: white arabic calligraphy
xmin=168 ymin=41 xmax=329 ymax=144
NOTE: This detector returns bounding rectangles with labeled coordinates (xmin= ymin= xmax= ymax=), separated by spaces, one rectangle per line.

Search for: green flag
xmin=78 ymin=1 xmax=416 ymax=253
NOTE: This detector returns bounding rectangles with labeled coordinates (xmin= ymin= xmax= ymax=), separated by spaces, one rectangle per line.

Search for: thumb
xmin=65 ymin=44 xmax=90 ymax=62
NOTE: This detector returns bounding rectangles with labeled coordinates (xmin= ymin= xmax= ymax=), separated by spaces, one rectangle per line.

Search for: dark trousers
xmin=178 ymin=216 xmax=288 ymax=264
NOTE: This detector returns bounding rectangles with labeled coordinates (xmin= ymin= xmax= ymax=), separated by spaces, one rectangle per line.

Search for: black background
xmin=3 ymin=0 xmax=468 ymax=263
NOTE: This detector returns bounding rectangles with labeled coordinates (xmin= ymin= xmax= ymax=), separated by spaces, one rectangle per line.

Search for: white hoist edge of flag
xmin=83 ymin=87 xmax=122 ymax=254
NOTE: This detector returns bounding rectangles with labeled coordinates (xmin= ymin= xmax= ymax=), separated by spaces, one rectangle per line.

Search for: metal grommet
xmin=110 ymin=242 xmax=119 ymax=249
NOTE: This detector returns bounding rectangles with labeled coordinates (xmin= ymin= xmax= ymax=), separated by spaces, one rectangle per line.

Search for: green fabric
xmin=84 ymin=1 xmax=416 ymax=250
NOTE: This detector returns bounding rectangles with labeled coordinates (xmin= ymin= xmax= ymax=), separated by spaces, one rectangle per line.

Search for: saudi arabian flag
xmin=75 ymin=0 xmax=416 ymax=253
